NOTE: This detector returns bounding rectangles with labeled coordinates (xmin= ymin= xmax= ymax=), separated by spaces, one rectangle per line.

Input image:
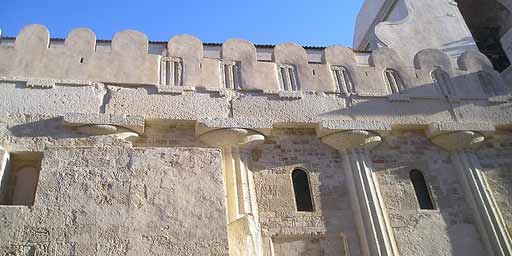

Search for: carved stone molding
xmin=199 ymin=128 xmax=265 ymax=148
xmin=320 ymin=130 xmax=382 ymax=151
xmin=62 ymin=113 xmax=145 ymax=134
xmin=61 ymin=113 xmax=144 ymax=141
xmin=76 ymin=125 xmax=139 ymax=140
xmin=429 ymin=131 xmax=485 ymax=151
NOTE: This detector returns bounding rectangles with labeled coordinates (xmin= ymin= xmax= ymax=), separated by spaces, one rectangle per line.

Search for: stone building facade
xmin=0 ymin=0 xmax=511 ymax=255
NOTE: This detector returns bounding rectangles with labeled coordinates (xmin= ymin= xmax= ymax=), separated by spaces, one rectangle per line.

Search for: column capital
xmin=320 ymin=130 xmax=382 ymax=151
xmin=429 ymin=131 xmax=485 ymax=151
xmin=199 ymin=128 xmax=265 ymax=148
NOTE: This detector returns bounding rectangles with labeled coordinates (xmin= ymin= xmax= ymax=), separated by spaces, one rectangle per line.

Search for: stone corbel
xmin=429 ymin=130 xmax=485 ymax=151
xmin=196 ymin=117 xmax=272 ymax=138
xmin=61 ymin=113 xmax=144 ymax=140
xmin=199 ymin=128 xmax=265 ymax=149
xmin=320 ymin=130 xmax=382 ymax=151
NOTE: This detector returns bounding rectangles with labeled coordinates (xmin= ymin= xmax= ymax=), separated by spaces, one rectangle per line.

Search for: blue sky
xmin=0 ymin=0 xmax=364 ymax=47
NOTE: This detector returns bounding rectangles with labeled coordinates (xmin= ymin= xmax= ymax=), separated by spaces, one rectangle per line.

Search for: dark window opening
xmin=457 ymin=0 xmax=511 ymax=72
xmin=0 ymin=152 xmax=43 ymax=206
xmin=410 ymin=169 xmax=435 ymax=210
xmin=292 ymin=169 xmax=314 ymax=212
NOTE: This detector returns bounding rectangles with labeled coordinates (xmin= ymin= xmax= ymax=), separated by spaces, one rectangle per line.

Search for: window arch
xmin=410 ymin=169 xmax=435 ymax=210
xmin=331 ymin=66 xmax=355 ymax=94
xmin=291 ymin=169 xmax=314 ymax=212
xmin=384 ymin=69 xmax=406 ymax=94
xmin=431 ymin=68 xmax=455 ymax=97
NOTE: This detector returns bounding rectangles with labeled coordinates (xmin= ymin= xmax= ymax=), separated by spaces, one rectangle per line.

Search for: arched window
xmin=410 ymin=169 xmax=435 ymax=210
xmin=431 ymin=68 xmax=455 ymax=97
xmin=292 ymin=169 xmax=314 ymax=212
xmin=331 ymin=66 xmax=355 ymax=94
xmin=384 ymin=69 xmax=406 ymax=94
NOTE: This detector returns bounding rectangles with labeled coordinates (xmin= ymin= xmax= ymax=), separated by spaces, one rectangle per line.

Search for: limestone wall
xmin=252 ymin=129 xmax=358 ymax=256
xmin=0 ymin=24 xmax=511 ymax=256
xmin=371 ymin=131 xmax=486 ymax=255
xmin=0 ymin=146 xmax=228 ymax=256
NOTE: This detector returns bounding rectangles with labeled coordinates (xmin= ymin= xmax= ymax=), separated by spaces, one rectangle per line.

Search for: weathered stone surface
xmin=0 ymin=2 xmax=511 ymax=254
xmin=372 ymin=131 xmax=486 ymax=256
xmin=0 ymin=147 xmax=229 ymax=256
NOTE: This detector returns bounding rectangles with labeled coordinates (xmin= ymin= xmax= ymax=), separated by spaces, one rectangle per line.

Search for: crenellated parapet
xmin=0 ymin=25 xmax=160 ymax=84
xmin=0 ymin=24 xmax=509 ymax=101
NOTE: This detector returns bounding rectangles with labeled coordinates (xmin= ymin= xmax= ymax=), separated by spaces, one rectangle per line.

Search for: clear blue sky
xmin=0 ymin=0 xmax=363 ymax=47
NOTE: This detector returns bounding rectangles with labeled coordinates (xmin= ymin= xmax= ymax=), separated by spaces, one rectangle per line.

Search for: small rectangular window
xmin=279 ymin=64 xmax=300 ymax=91
xmin=221 ymin=60 xmax=241 ymax=90
xmin=160 ymin=57 xmax=183 ymax=86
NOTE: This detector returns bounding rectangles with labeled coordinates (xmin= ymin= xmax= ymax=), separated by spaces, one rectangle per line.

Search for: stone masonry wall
xmin=251 ymin=128 xmax=357 ymax=256
xmin=371 ymin=131 xmax=486 ymax=256
xmin=0 ymin=146 xmax=229 ymax=256
xmin=477 ymin=135 xmax=512 ymax=239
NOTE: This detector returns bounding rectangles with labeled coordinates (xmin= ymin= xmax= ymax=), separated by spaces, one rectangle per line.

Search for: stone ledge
xmin=61 ymin=113 xmax=145 ymax=134
xmin=0 ymin=76 xmax=102 ymax=88
xmin=426 ymin=122 xmax=495 ymax=138
xmin=156 ymin=85 xmax=196 ymax=94
xmin=488 ymin=95 xmax=512 ymax=103
xmin=387 ymin=94 xmax=411 ymax=102
xmin=278 ymin=91 xmax=303 ymax=99
xmin=196 ymin=118 xmax=273 ymax=136
xmin=316 ymin=120 xmax=392 ymax=137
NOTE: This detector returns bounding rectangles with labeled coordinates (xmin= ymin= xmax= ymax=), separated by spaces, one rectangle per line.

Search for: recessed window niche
xmin=0 ymin=152 xmax=43 ymax=206
xmin=291 ymin=168 xmax=314 ymax=212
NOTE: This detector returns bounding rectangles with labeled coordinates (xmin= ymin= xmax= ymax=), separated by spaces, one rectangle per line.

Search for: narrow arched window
xmin=431 ymin=68 xmax=455 ymax=97
xmin=331 ymin=66 xmax=355 ymax=94
xmin=410 ymin=169 xmax=435 ymax=210
xmin=384 ymin=69 xmax=405 ymax=94
xmin=292 ymin=169 xmax=314 ymax=212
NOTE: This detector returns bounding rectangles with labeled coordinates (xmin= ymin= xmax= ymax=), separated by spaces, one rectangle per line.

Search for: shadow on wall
xmin=251 ymin=129 xmax=359 ymax=255
xmin=319 ymin=48 xmax=511 ymax=124
xmin=321 ymin=71 xmax=509 ymax=121
xmin=370 ymin=132 xmax=487 ymax=256
xmin=442 ymin=36 xmax=479 ymax=59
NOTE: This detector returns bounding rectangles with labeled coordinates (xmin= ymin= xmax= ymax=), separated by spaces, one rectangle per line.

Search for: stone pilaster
xmin=321 ymin=130 xmax=398 ymax=256
xmin=429 ymin=130 xmax=512 ymax=256
xmin=199 ymin=128 xmax=265 ymax=256
xmin=0 ymin=146 xmax=9 ymax=203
